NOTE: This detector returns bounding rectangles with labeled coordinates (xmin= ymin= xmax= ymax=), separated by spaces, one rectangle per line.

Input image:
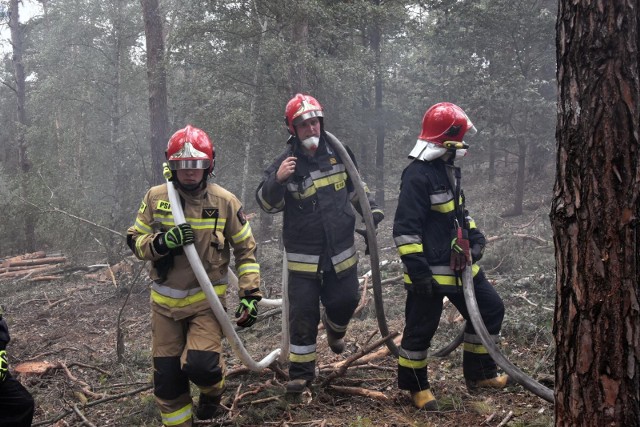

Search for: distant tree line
xmin=0 ymin=0 xmax=555 ymax=260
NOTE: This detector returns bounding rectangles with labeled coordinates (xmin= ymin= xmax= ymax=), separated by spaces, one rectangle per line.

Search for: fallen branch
xmin=497 ymin=410 xmax=514 ymax=427
xmin=31 ymin=384 xmax=153 ymax=427
xmin=353 ymin=275 xmax=370 ymax=317
xmin=249 ymin=395 xmax=280 ymax=405
xmin=320 ymin=334 xmax=402 ymax=371
xmin=0 ymin=264 xmax=63 ymax=279
xmin=486 ymin=234 xmax=547 ymax=245
xmin=1 ymin=251 xmax=47 ymax=265
xmin=515 ymin=292 xmax=553 ymax=312
xmin=58 ymin=362 xmax=106 ymax=400
xmin=48 ymin=297 xmax=73 ymax=309
xmin=72 ymin=404 xmax=97 ymax=427
xmin=28 ymin=275 xmax=64 ymax=282
xmin=2 ymin=256 xmax=67 ymax=268
xmin=483 ymin=412 xmax=497 ymax=425
xmin=321 ymin=331 xmax=399 ymax=386
xmin=68 ymin=362 xmax=112 ymax=377
xmin=327 ymin=385 xmax=388 ymax=401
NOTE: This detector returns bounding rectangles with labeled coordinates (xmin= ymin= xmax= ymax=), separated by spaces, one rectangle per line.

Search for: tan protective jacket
xmin=127 ymin=183 xmax=261 ymax=318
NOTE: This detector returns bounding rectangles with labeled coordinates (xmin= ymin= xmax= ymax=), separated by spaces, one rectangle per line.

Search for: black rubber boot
xmin=195 ymin=393 xmax=222 ymax=420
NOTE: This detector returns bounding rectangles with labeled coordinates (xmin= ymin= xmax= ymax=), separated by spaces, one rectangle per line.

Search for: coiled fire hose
xmin=164 ymin=164 xmax=281 ymax=371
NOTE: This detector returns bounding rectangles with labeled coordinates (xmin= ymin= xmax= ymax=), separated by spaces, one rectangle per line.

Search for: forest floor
xmin=1 ymin=178 xmax=557 ymax=427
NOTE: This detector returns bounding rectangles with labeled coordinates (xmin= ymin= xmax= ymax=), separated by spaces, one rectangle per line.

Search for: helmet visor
xmin=168 ymin=159 xmax=211 ymax=170
xmin=466 ymin=124 xmax=478 ymax=137
xmin=292 ymin=110 xmax=323 ymax=128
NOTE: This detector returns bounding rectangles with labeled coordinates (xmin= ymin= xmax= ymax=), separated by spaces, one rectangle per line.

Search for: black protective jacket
xmin=393 ymin=157 xmax=486 ymax=291
xmin=256 ymin=132 xmax=383 ymax=277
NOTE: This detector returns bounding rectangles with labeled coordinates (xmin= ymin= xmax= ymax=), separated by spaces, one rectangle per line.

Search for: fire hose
xmin=325 ymin=132 xmax=399 ymax=356
xmin=461 ymin=265 xmax=554 ymax=402
xmin=163 ymin=164 xmax=281 ymax=371
xmin=326 ymin=133 xmax=554 ymax=403
xmin=226 ymin=255 xmax=290 ymax=365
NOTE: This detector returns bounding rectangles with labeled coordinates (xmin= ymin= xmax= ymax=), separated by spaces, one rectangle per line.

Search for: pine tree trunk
xmin=551 ymin=1 xmax=640 ymax=425
xmin=10 ymin=0 xmax=36 ymax=252
xmin=140 ymin=0 xmax=169 ymax=185
xmin=371 ymin=0 xmax=386 ymax=209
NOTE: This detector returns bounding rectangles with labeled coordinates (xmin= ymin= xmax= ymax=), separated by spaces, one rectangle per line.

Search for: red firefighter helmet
xmin=284 ymin=93 xmax=324 ymax=135
xmin=166 ymin=125 xmax=215 ymax=174
xmin=418 ymin=102 xmax=476 ymax=144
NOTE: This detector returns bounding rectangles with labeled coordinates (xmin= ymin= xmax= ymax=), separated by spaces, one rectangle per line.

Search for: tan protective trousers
xmin=152 ymin=306 xmax=225 ymax=427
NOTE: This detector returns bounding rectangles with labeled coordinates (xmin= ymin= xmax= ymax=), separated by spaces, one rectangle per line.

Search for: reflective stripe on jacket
xmin=256 ymin=133 xmax=382 ymax=277
xmin=392 ymin=158 xmax=486 ymax=288
xmin=127 ymin=182 xmax=261 ymax=309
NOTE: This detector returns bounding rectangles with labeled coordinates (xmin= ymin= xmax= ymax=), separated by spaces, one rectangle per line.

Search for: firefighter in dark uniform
xmin=256 ymin=94 xmax=384 ymax=395
xmin=0 ymin=308 xmax=35 ymax=427
xmin=127 ymin=125 xmax=262 ymax=426
xmin=393 ymin=103 xmax=509 ymax=410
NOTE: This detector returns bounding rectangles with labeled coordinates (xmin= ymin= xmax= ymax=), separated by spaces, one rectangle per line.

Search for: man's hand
xmin=276 ymin=156 xmax=297 ymax=184
xmin=235 ymin=297 xmax=259 ymax=328
xmin=410 ymin=276 xmax=438 ymax=297
xmin=450 ymin=236 xmax=469 ymax=272
xmin=153 ymin=223 xmax=195 ymax=255
xmin=0 ymin=350 xmax=8 ymax=383
xmin=355 ymin=228 xmax=371 ymax=255
xmin=163 ymin=223 xmax=195 ymax=249
xmin=471 ymin=243 xmax=484 ymax=263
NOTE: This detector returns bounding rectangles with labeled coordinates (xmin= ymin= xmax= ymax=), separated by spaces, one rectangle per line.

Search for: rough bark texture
xmin=140 ymin=0 xmax=169 ymax=185
xmin=10 ymin=0 xmax=36 ymax=252
xmin=289 ymin=12 xmax=308 ymax=93
xmin=552 ymin=1 xmax=640 ymax=425
xmin=371 ymin=0 xmax=386 ymax=210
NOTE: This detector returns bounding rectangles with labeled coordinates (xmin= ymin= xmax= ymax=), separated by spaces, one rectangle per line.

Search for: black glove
xmin=235 ymin=297 xmax=259 ymax=328
xmin=372 ymin=211 xmax=384 ymax=227
xmin=154 ymin=223 xmax=195 ymax=254
xmin=409 ymin=276 xmax=438 ymax=297
xmin=355 ymin=228 xmax=371 ymax=255
xmin=471 ymin=243 xmax=484 ymax=263
xmin=0 ymin=350 xmax=8 ymax=383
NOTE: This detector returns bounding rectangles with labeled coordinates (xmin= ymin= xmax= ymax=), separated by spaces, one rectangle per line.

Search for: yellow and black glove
xmin=0 ymin=350 xmax=8 ymax=383
xmin=235 ymin=297 xmax=259 ymax=328
xmin=153 ymin=223 xmax=195 ymax=254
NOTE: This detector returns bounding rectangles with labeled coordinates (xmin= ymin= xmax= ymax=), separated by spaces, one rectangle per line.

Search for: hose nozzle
xmin=443 ymin=141 xmax=469 ymax=150
xmin=162 ymin=162 xmax=173 ymax=180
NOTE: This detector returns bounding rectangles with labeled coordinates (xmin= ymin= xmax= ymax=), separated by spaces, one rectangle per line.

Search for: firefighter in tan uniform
xmin=127 ymin=125 xmax=262 ymax=426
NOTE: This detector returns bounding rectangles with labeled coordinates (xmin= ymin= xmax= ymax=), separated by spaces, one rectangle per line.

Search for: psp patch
xmin=203 ymin=208 xmax=219 ymax=218
xmin=157 ymin=200 xmax=171 ymax=212
xmin=237 ymin=208 xmax=247 ymax=225
xmin=138 ymin=201 xmax=147 ymax=214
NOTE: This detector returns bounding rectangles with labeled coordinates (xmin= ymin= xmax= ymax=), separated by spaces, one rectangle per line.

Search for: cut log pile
xmin=0 ymin=251 xmax=68 ymax=282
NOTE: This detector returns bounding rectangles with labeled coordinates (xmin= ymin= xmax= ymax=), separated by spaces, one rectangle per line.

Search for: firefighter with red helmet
xmin=393 ymin=103 xmax=509 ymax=410
xmin=127 ymin=125 xmax=262 ymax=425
xmin=256 ymin=94 xmax=384 ymax=396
